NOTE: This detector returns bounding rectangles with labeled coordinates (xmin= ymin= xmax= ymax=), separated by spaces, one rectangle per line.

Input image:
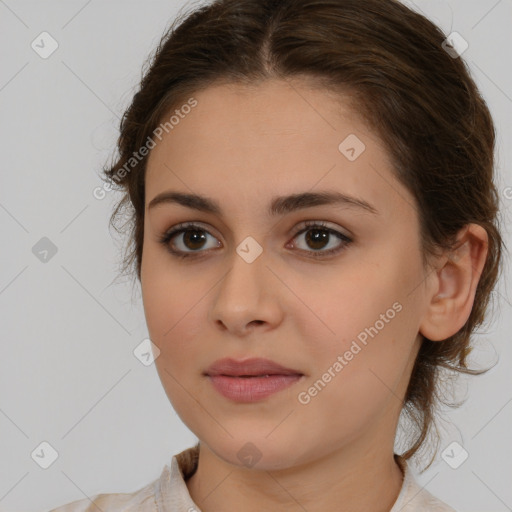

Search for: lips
xmin=204 ymin=357 xmax=303 ymax=377
xmin=204 ymin=357 xmax=304 ymax=402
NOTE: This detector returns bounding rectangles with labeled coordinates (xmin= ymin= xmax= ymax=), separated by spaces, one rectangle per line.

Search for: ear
xmin=419 ymin=224 xmax=489 ymax=341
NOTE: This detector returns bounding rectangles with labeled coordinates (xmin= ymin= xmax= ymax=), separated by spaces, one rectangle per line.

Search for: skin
xmin=140 ymin=78 xmax=488 ymax=512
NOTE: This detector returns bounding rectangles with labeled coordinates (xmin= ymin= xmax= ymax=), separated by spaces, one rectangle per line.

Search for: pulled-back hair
xmin=101 ymin=0 xmax=504 ymax=470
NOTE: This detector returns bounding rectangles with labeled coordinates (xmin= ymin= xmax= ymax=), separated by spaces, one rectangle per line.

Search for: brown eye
xmin=181 ymin=229 xmax=208 ymax=250
xmin=290 ymin=221 xmax=352 ymax=259
xmin=159 ymin=221 xmax=352 ymax=260
xmin=159 ymin=223 xmax=221 ymax=258
xmin=304 ymin=227 xmax=331 ymax=250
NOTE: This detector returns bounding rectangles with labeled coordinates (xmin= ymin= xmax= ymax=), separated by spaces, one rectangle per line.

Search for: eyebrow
xmin=147 ymin=190 xmax=378 ymax=216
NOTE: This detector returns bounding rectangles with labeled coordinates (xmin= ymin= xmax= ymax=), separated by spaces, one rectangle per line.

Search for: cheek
xmin=294 ymin=262 xmax=392 ymax=349
xmin=141 ymin=260 xmax=208 ymax=414
xmin=293 ymin=300 xmax=417 ymax=448
xmin=298 ymin=247 xmax=421 ymax=375
xmin=141 ymin=247 xmax=205 ymax=355
xmin=143 ymin=284 xmax=204 ymax=353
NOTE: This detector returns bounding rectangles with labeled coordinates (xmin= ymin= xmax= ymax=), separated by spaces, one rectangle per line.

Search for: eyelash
xmin=158 ymin=220 xmax=353 ymax=260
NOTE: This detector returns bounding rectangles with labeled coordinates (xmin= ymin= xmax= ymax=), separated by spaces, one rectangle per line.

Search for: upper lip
xmin=204 ymin=357 xmax=303 ymax=377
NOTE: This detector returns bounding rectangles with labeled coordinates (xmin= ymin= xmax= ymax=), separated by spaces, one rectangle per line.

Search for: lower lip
xmin=207 ymin=374 xmax=303 ymax=402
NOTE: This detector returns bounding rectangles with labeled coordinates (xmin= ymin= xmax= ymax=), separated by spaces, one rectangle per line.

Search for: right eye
xmin=159 ymin=222 xmax=221 ymax=258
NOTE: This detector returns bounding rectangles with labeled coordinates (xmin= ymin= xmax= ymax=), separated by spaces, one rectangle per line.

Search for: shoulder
xmin=47 ymin=478 xmax=158 ymax=512
xmin=401 ymin=485 xmax=458 ymax=511
xmin=47 ymin=444 xmax=201 ymax=512
xmin=391 ymin=456 xmax=457 ymax=512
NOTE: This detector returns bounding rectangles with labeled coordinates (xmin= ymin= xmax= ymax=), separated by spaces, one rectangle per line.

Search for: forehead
xmin=144 ymin=79 xmax=413 ymax=220
xmin=150 ymin=78 xmax=372 ymax=157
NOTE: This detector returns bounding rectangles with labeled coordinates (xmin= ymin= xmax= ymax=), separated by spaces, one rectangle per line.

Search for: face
xmin=141 ymin=79 xmax=429 ymax=470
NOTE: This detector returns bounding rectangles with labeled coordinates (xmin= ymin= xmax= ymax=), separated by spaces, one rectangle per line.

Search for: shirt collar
xmin=156 ymin=445 xmax=414 ymax=512
xmin=156 ymin=443 xmax=201 ymax=512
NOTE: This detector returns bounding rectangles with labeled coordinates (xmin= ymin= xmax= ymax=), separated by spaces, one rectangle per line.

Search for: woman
xmin=50 ymin=0 xmax=503 ymax=510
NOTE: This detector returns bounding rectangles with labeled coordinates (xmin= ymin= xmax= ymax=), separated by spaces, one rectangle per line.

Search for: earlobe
xmin=419 ymin=224 xmax=489 ymax=342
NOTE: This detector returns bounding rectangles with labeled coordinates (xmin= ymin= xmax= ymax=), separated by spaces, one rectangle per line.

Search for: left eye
xmin=159 ymin=221 xmax=352 ymax=259
xmin=289 ymin=221 xmax=352 ymax=256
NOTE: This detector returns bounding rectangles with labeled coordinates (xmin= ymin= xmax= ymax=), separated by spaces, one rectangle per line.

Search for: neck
xmin=185 ymin=434 xmax=404 ymax=512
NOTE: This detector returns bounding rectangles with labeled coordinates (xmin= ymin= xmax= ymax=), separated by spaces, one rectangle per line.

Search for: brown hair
xmin=102 ymin=0 xmax=504 ymax=470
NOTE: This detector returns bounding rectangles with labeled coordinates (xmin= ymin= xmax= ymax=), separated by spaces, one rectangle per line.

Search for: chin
xmin=204 ymin=435 xmax=304 ymax=472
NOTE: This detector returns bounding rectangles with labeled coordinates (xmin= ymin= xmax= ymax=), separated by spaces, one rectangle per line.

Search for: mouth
xmin=206 ymin=373 xmax=304 ymax=402
xmin=216 ymin=373 xmax=300 ymax=378
xmin=204 ymin=357 xmax=304 ymax=378
xmin=203 ymin=357 xmax=304 ymax=402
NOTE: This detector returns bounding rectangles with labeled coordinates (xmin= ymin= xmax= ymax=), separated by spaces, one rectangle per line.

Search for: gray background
xmin=0 ymin=1 xmax=510 ymax=511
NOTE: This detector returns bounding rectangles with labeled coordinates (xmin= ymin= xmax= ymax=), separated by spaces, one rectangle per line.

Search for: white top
xmin=48 ymin=444 xmax=457 ymax=512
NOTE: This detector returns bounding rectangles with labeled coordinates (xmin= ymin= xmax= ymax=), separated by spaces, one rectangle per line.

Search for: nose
xmin=208 ymin=248 xmax=284 ymax=336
